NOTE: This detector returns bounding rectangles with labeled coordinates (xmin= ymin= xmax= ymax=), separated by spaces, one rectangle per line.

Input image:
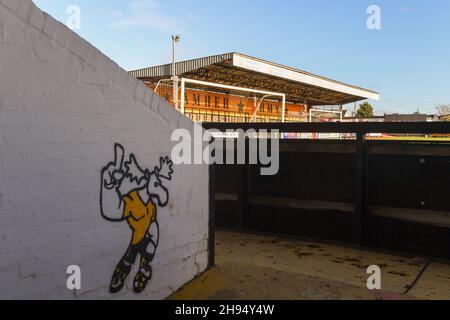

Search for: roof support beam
xmin=185 ymin=66 xmax=351 ymax=105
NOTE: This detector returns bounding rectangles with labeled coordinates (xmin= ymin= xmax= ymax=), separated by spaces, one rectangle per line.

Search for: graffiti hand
xmin=102 ymin=164 xmax=125 ymax=190
xmin=102 ymin=144 xmax=125 ymax=190
xmin=156 ymin=156 xmax=174 ymax=180
xmin=112 ymin=169 xmax=124 ymax=182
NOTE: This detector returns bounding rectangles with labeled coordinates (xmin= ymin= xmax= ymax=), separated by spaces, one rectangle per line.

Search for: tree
xmin=356 ymin=102 xmax=374 ymax=118
xmin=436 ymin=104 xmax=450 ymax=116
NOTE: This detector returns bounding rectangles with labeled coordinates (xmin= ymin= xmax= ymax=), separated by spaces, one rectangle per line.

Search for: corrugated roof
xmin=129 ymin=52 xmax=380 ymax=105
xmin=130 ymin=53 xmax=234 ymax=79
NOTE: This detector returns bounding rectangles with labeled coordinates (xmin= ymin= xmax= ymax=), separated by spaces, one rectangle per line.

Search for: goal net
xmin=309 ymin=107 xmax=343 ymax=122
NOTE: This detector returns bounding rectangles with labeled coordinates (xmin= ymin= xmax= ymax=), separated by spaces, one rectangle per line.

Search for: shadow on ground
xmin=169 ymin=231 xmax=450 ymax=300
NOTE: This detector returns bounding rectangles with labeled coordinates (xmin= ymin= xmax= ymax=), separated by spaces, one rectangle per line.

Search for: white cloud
xmin=110 ymin=10 xmax=123 ymax=19
xmin=110 ymin=0 xmax=179 ymax=32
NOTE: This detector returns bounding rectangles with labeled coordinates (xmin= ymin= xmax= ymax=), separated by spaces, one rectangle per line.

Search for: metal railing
xmin=204 ymin=122 xmax=450 ymax=266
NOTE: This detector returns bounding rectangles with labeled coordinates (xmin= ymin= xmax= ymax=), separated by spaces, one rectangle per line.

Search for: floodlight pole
xmin=172 ymin=35 xmax=180 ymax=110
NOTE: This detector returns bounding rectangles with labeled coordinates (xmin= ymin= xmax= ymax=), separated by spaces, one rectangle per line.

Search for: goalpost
xmin=309 ymin=108 xmax=343 ymax=123
xmin=180 ymin=78 xmax=286 ymax=123
xmin=307 ymin=107 xmax=344 ymax=140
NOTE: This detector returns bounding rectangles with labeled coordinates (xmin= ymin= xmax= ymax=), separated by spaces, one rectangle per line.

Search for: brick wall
xmin=0 ymin=0 xmax=209 ymax=299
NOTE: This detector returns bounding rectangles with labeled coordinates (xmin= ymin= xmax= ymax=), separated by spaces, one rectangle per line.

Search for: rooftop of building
xmin=129 ymin=52 xmax=380 ymax=106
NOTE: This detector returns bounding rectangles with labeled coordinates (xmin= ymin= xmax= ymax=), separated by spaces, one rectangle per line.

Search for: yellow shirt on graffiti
xmin=122 ymin=191 xmax=156 ymax=245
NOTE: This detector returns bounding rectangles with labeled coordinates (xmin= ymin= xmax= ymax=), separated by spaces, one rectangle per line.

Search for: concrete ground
xmin=169 ymin=231 xmax=450 ymax=300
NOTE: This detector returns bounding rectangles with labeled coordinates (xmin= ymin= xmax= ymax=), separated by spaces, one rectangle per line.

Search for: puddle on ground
xmin=388 ymin=271 xmax=410 ymax=277
xmin=333 ymin=256 xmax=363 ymax=264
xmin=331 ymin=260 xmax=344 ymax=264
xmin=351 ymin=263 xmax=369 ymax=269
xmin=295 ymin=249 xmax=314 ymax=258
xmin=408 ymin=262 xmax=423 ymax=267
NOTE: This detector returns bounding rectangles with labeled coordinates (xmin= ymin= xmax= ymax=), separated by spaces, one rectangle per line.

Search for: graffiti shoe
xmin=110 ymin=260 xmax=131 ymax=294
xmin=133 ymin=258 xmax=152 ymax=293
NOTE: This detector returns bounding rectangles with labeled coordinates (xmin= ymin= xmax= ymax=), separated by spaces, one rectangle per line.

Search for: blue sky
xmin=33 ymin=0 xmax=450 ymax=115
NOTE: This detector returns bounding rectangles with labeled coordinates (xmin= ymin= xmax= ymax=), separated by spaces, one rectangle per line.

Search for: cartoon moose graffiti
xmin=100 ymin=143 xmax=174 ymax=294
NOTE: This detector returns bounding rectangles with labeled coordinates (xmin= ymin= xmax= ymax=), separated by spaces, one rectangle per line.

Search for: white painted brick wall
xmin=0 ymin=0 xmax=209 ymax=300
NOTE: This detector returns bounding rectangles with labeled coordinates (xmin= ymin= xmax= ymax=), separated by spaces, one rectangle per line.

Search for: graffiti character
xmin=100 ymin=144 xmax=174 ymax=294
